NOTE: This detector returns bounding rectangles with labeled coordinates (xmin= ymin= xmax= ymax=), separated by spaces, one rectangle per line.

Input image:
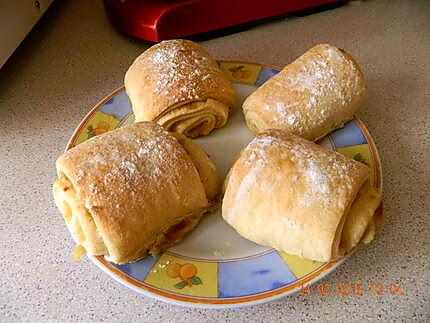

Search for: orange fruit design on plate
xmin=166 ymin=263 xmax=181 ymax=278
xmin=166 ymin=263 xmax=202 ymax=289
xmin=87 ymin=121 xmax=111 ymax=138
xmin=229 ymin=66 xmax=252 ymax=79
xmin=180 ymin=264 xmax=197 ymax=280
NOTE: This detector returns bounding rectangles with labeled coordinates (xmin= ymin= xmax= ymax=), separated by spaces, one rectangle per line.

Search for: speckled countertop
xmin=0 ymin=0 xmax=429 ymax=321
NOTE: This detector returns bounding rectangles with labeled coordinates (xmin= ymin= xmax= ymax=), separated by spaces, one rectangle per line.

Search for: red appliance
xmin=103 ymin=0 xmax=343 ymax=42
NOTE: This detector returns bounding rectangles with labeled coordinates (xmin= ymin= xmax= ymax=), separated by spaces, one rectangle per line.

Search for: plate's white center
xmin=168 ymin=84 xmax=274 ymax=261
xmin=125 ymin=84 xmax=334 ymax=261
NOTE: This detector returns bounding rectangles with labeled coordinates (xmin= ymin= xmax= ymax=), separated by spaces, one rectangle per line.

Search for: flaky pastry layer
xmin=242 ymin=44 xmax=365 ymax=141
xmin=222 ymin=129 xmax=382 ymax=262
xmin=53 ymin=122 xmax=219 ymax=264
xmin=125 ymin=39 xmax=236 ymax=138
xmin=157 ymin=99 xmax=229 ymax=138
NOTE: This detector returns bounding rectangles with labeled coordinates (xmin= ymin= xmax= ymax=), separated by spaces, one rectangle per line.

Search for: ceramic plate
xmin=66 ymin=61 xmax=382 ymax=308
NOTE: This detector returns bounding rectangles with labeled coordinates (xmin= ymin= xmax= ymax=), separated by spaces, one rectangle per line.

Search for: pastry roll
xmin=222 ymin=129 xmax=381 ymax=262
xmin=243 ymin=44 xmax=365 ymax=141
xmin=125 ymin=39 xmax=237 ymax=138
xmin=53 ymin=122 xmax=219 ymax=264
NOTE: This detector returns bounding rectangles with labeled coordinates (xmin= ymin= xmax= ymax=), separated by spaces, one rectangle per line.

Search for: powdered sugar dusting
xmin=300 ymin=159 xmax=331 ymax=207
xmin=63 ymin=123 xmax=200 ymax=212
xmin=257 ymin=45 xmax=364 ymax=135
xmin=76 ymin=169 xmax=85 ymax=182
xmin=229 ymin=131 xmax=362 ymax=213
xmin=284 ymin=50 xmax=348 ymax=111
xmin=99 ymin=126 xmax=180 ymax=193
xmin=137 ymin=40 xmax=220 ymax=101
xmin=262 ymin=101 xmax=299 ymax=124
xmin=86 ymin=153 xmax=106 ymax=165
xmin=305 ymin=159 xmax=330 ymax=195
xmin=119 ymin=160 xmax=137 ymax=176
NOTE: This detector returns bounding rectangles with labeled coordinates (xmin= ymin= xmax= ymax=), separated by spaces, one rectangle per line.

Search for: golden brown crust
xmin=53 ymin=177 xmax=107 ymax=256
xmin=53 ymin=122 xmax=218 ymax=264
xmin=222 ymin=129 xmax=373 ymax=262
xmin=341 ymin=180 xmax=382 ymax=251
xmin=171 ymin=132 xmax=220 ymax=200
xmin=242 ymin=44 xmax=365 ymax=141
xmin=125 ymin=39 xmax=236 ymax=137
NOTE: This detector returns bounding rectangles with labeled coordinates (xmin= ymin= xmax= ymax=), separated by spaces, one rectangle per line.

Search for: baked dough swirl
xmin=243 ymin=44 xmax=365 ymax=141
xmin=222 ymin=129 xmax=381 ymax=262
xmin=53 ymin=122 xmax=219 ymax=264
xmin=125 ymin=39 xmax=236 ymax=138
